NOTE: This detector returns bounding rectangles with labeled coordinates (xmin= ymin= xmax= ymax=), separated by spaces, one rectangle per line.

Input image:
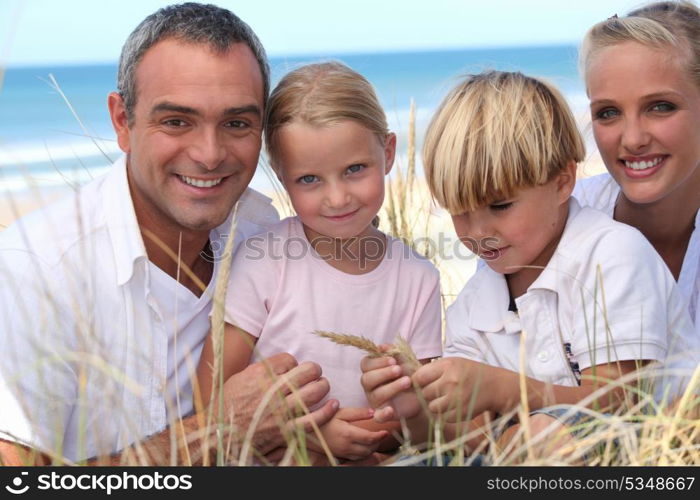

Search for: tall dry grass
xmin=1 ymin=73 xmax=698 ymax=466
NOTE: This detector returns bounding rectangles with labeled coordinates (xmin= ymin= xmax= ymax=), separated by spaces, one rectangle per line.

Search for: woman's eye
xmin=490 ymin=202 xmax=512 ymax=212
xmin=298 ymin=175 xmax=318 ymax=185
xmin=594 ymin=108 xmax=619 ymax=120
xmin=650 ymin=101 xmax=676 ymax=113
xmin=347 ymin=164 xmax=365 ymax=174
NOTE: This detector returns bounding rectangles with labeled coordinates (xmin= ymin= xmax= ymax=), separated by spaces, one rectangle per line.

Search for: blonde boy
xmin=360 ymin=71 xmax=698 ymax=458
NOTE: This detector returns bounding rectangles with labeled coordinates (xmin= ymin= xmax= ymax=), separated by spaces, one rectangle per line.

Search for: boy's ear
xmin=384 ymin=133 xmax=396 ymax=175
xmin=556 ymin=160 xmax=577 ymax=204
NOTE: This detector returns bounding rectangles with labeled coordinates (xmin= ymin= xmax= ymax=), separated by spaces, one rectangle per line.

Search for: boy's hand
xmin=413 ymin=357 xmax=496 ymax=422
xmin=360 ymin=352 xmax=422 ymax=422
xmin=310 ymin=407 xmax=388 ymax=461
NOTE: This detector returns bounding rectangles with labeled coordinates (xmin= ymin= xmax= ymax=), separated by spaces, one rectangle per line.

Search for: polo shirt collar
xmin=102 ymin=155 xmax=148 ymax=286
xmin=467 ymin=266 xmax=520 ymax=333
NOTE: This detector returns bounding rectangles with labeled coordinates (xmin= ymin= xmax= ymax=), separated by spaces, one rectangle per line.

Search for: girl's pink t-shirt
xmin=224 ymin=216 xmax=443 ymax=408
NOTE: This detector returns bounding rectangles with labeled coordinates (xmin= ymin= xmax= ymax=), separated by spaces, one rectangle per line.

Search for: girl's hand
xmin=310 ymin=407 xmax=388 ymax=461
xmin=360 ymin=353 xmax=422 ymax=422
xmin=413 ymin=357 xmax=497 ymax=422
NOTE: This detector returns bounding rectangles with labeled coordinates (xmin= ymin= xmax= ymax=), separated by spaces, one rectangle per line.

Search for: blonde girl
xmin=197 ymin=62 xmax=442 ymax=463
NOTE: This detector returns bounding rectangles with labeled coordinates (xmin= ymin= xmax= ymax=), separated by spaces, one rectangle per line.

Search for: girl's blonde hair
xmin=264 ymin=61 xmax=388 ymax=169
xmin=580 ymin=1 xmax=700 ymax=89
xmin=423 ymin=71 xmax=584 ymax=214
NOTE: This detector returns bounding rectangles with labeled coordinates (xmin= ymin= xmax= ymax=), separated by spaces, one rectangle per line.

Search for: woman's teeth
xmin=624 ymin=157 xmax=663 ymax=171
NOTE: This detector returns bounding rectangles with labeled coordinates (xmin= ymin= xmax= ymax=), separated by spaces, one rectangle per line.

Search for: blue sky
xmin=2 ymin=0 xmax=644 ymax=66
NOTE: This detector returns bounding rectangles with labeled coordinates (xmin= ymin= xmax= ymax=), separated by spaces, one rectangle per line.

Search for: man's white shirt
xmin=0 ymin=156 xmax=278 ymax=461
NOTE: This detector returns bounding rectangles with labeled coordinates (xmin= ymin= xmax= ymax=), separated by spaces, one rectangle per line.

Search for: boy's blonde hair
xmin=580 ymin=1 xmax=700 ymax=90
xmin=423 ymin=71 xmax=584 ymax=214
xmin=264 ymin=61 xmax=388 ymax=169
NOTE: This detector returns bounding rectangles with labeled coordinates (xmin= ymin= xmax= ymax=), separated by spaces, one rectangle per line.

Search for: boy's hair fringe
xmin=422 ymin=70 xmax=584 ymax=214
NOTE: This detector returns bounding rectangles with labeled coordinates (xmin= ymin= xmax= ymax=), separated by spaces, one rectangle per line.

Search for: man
xmin=0 ymin=3 xmax=337 ymax=465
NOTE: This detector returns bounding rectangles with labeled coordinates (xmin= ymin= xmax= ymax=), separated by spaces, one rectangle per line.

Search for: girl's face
xmin=450 ymin=163 xmax=575 ymax=279
xmin=275 ymin=120 xmax=395 ymax=241
xmin=586 ymin=41 xmax=700 ymax=205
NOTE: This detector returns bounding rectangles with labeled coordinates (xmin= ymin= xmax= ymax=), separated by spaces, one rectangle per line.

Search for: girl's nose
xmin=325 ymin=183 xmax=351 ymax=209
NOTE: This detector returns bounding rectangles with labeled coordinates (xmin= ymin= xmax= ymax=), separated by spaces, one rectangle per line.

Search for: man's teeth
xmin=624 ymin=157 xmax=663 ymax=170
xmin=179 ymin=175 xmax=223 ymax=188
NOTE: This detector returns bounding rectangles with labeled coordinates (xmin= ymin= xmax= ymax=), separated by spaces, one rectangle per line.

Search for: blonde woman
xmin=576 ymin=2 xmax=700 ymax=378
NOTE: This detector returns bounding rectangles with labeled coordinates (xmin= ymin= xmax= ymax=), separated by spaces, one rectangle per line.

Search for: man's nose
xmin=189 ymin=127 xmax=226 ymax=170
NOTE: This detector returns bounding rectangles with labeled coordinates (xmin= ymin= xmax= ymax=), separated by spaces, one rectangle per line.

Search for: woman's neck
xmin=615 ymin=192 xmax=698 ymax=280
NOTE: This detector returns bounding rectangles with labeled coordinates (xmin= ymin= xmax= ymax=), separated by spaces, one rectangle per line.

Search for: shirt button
xmin=537 ymin=351 xmax=549 ymax=362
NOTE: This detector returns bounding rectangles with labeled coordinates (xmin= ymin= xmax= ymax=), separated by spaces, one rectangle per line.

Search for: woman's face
xmin=586 ymin=41 xmax=700 ymax=205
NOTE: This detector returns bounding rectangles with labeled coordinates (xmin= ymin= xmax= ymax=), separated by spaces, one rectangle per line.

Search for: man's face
xmin=109 ymin=39 xmax=264 ymax=240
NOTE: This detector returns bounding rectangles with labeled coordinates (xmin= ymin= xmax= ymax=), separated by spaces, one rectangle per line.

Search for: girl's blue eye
xmin=490 ymin=202 xmax=512 ymax=212
xmin=298 ymin=175 xmax=318 ymax=185
xmin=347 ymin=164 xmax=365 ymax=174
xmin=595 ymin=108 xmax=619 ymax=120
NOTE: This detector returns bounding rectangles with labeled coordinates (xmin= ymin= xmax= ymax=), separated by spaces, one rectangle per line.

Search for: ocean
xmin=0 ymin=44 xmax=588 ymax=194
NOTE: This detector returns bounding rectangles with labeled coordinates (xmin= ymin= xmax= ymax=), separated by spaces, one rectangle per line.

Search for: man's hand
xmin=220 ymin=353 xmax=338 ymax=455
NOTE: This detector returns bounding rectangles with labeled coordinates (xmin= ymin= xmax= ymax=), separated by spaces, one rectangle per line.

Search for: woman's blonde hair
xmin=423 ymin=71 xmax=584 ymax=214
xmin=580 ymin=1 xmax=700 ymax=89
xmin=264 ymin=61 xmax=388 ymax=169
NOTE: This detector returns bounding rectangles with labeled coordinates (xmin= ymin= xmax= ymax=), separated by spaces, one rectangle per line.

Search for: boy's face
xmin=451 ymin=163 xmax=575 ymax=285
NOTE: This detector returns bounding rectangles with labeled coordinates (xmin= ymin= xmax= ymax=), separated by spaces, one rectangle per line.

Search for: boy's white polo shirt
xmin=444 ymin=199 xmax=698 ymax=397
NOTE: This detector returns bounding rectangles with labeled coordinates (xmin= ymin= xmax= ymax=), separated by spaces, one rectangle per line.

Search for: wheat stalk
xmin=312 ymin=330 xmax=420 ymax=372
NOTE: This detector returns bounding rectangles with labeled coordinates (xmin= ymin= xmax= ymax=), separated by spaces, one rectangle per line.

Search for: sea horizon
xmin=0 ymin=44 xmax=590 ymax=194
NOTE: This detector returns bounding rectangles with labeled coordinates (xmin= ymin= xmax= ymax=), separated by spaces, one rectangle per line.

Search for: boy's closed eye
xmin=489 ymin=201 xmax=513 ymax=212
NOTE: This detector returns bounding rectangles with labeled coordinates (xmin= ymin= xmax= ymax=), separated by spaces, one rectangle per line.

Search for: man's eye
xmin=163 ymin=119 xmax=188 ymax=127
xmin=225 ymin=120 xmax=248 ymax=128
xmin=298 ymin=175 xmax=318 ymax=184
xmin=490 ymin=202 xmax=512 ymax=212
xmin=347 ymin=164 xmax=365 ymax=174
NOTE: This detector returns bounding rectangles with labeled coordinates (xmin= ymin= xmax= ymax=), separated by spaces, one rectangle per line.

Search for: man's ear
xmin=557 ymin=160 xmax=577 ymax=204
xmin=384 ymin=132 xmax=396 ymax=175
xmin=108 ymin=92 xmax=131 ymax=153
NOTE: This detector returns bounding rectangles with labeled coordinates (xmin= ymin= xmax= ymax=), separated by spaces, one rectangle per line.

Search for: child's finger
xmin=412 ymin=361 xmax=443 ymax=388
xmin=360 ymin=354 xmax=396 ymax=373
xmin=367 ymin=376 xmax=412 ymax=408
xmin=360 ymin=364 xmax=403 ymax=393
xmin=335 ymin=407 xmax=375 ymax=422
xmin=372 ymin=405 xmax=396 ymax=423
xmin=288 ymin=399 xmax=339 ymax=434
xmin=348 ymin=426 xmax=388 ymax=445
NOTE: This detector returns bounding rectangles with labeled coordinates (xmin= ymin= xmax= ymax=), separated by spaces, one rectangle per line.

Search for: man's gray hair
xmin=117 ymin=2 xmax=270 ymax=123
